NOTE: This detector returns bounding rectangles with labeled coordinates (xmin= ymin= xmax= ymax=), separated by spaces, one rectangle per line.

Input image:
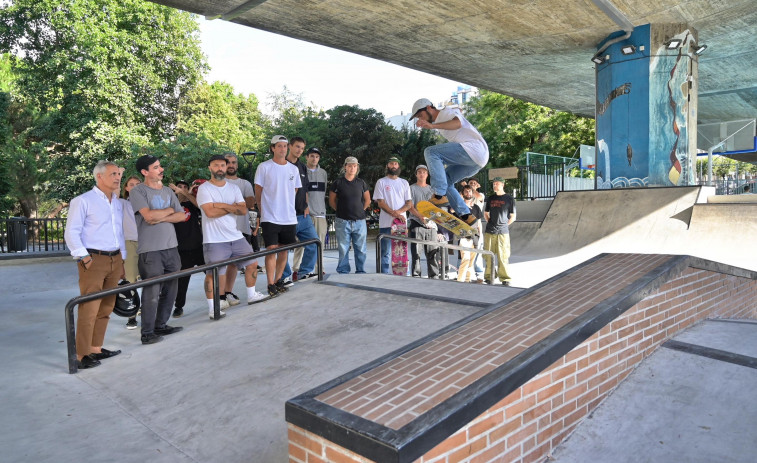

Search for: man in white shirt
xmin=64 ymin=160 xmax=127 ymax=369
xmin=255 ymin=135 xmax=301 ymax=296
xmin=373 ymin=156 xmax=413 ymax=274
xmin=222 ymin=152 xmax=258 ymax=305
xmin=410 ymin=98 xmax=489 ymax=227
xmin=197 ymin=155 xmax=266 ymax=319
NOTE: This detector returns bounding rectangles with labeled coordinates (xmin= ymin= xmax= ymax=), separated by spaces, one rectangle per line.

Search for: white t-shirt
xmin=254 ymin=159 xmax=301 ymax=225
xmin=435 ymin=107 xmax=489 ymax=168
xmin=196 ymin=181 xmax=245 ymax=243
xmin=225 ymin=177 xmax=254 ymax=234
xmin=373 ymin=176 xmax=412 ymax=228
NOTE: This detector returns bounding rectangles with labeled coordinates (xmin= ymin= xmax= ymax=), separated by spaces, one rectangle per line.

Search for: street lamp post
xmin=241 ymin=151 xmax=257 ymax=183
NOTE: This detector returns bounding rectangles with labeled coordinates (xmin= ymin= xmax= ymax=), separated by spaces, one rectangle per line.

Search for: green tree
xmin=0 ymin=0 xmax=207 ymax=207
xmin=138 ymin=132 xmax=231 ymax=184
xmin=177 ymin=81 xmax=267 ymax=154
xmin=465 ymin=90 xmax=595 ymax=168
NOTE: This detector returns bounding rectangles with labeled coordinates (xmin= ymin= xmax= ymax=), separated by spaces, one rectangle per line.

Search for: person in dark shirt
xmin=170 ymin=180 xmax=205 ymax=318
xmin=329 ymin=156 xmax=371 ymax=274
xmin=483 ymin=177 xmax=516 ymax=285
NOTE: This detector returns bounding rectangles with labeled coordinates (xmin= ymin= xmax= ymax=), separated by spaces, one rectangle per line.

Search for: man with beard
xmin=407 ymin=165 xmax=441 ymax=278
xmin=410 ymin=98 xmax=489 ymax=227
xmin=222 ymin=152 xmax=259 ymax=305
xmin=458 ymin=184 xmax=484 ymax=283
xmin=373 ymin=156 xmax=412 ymax=274
xmin=130 ymin=155 xmax=187 ymax=344
xmin=64 ymin=160 xmax=126 ymax=368
xmin=197 ymin=155 xmax=266 ymax=318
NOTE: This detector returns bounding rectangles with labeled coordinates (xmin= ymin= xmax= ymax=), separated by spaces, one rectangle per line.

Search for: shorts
xmin=261 ymin=222 xmax=297 ymax=247
xmin=202 ymin=238 xmax=256 ymax=275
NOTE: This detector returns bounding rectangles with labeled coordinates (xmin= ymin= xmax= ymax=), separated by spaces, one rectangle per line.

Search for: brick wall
xmin=287 ymin=264 xmax=757 ymax=463
xmin=415 ymin=267 xmax=757 ymax=463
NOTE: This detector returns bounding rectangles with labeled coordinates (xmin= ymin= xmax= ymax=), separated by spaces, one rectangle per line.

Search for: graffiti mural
xmin=596 ymin=24 xmax=696 ymax=188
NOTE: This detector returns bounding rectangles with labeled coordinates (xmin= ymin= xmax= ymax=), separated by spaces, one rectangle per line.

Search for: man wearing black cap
xmin=130 ymin=155 xmax=187 ymax=344
xmin=410 ymin=98 xmax=489 ymax=228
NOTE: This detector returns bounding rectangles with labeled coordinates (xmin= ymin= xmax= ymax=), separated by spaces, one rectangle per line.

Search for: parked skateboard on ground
xmin=416 ymin=200 xmax=476 ymax=237
xmin=390 ymin=217 xmax=409 ymax=276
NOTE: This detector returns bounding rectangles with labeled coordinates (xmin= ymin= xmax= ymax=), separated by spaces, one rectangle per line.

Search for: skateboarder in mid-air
xmin=410 ymin=98 xmax=489 ymax=227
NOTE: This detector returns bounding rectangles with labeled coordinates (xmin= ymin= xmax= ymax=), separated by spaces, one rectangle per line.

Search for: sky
xmin=198 ymin=18 xmax=469 ymax=119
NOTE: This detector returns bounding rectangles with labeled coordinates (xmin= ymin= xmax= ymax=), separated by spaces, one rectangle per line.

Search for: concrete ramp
xmin=509 ymin=186 xmax=756 ymax=287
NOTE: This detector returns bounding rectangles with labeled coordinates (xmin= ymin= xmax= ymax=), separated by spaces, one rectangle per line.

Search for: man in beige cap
xmin=329 ymin=156 xmax=371 ymax=273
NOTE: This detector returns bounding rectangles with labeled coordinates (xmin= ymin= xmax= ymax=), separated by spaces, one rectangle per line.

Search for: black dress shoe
xmin=141 ymin=333 xmax=164 ymax=345
xmin=91 ymin=348 xmax=121 ymax=360
xmin=154 ymin=325 xmax=183 ymax=336
xmin=77 ymin=354 xmax=101 ymax=369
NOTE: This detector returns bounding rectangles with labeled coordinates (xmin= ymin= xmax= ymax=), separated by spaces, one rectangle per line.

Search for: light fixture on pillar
xmin=665 ymin=38 xmax=682 ymax=49
xmin=694 ymin=44 xmax=708 ymax=56
xmin=621 ymin=44 xmax=636 ymax=55
xmin=591 ymin=53 xmax=606 ymax=64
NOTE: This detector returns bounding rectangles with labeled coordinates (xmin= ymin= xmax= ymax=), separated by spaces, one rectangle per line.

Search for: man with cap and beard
xmin=373 ymin=156 xmax=412 ymax=274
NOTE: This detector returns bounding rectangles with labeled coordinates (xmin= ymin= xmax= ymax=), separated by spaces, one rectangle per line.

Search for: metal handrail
xmin=375 ymin=233 xmax=497 ymax=282
xmin=64 ymin=238 xmax=322 ymax=374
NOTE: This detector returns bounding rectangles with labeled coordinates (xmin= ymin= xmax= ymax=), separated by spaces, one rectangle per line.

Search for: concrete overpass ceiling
xmin=151 ymin=0 xmax=757 ymax=123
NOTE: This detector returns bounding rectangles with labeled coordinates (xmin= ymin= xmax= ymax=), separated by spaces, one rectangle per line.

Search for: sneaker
xmin=248 ymin=291 xmax=267 ymax=304
xmin=154 ymin=325 xmax=183 ymax=336
xmin=141 ymin=333 xmax=163 ymax=345
xmin=257 ymin=265 xmax=265 ymax=273
xmin=474 ymin=279 xmax=485 ymax=284
xmin=501 ymin=280 xmax=511 ymax=286
xmin=172 ymin=307 xmax=184 ymax=318
xmin=280 ymin=277 xmax=294 ymax=288
xmin=292 ymin=271 xmax=298 ymax=282
xmin=225 ymin=292 xmax=241 ymax=306
xmin=208 ymin=309 xmax=226 ymax=320
xmin=429 ymin=195 xmax=449 ymax=207
xmin=219 ymin=298 xmax=230 ymax=310
xmin=267 ymin=284 xmax=279 ymax=297
xmin=300 ymin=272 xmax=320 ymax=280
xmin=125 ymin=318 xmax=138 ymax=330
xmin=463 ymin=214 xmax=479 ymax=227
xmin=484 ymin=280 xmax=492 ymax=285
xmin=276 ymin=280 xmax=289 ymax=293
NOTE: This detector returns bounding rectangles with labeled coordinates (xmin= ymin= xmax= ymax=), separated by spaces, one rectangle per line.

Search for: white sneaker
xmin=219 ymin=299 xmax=230 ymax=310
xmin=225 ymin=292 xmax=240 ymax=306
xmin=209 ymin=309 xmax=226 ymax=320
xmin=247 ymin=291 xmax=267 ymax=305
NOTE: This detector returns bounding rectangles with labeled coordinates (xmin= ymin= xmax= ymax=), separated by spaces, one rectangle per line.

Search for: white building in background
xmin=386 ymin=85 xmax=477 ymax=130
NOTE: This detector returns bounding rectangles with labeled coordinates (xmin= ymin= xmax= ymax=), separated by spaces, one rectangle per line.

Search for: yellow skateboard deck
xmin=416 ymin=200 xmax=476 ymax=237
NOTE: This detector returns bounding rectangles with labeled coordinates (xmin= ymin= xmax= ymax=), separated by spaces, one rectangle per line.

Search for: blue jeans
xmin=424 ymin=142 xmax=482 ymax=216
xmin=282 ymin=214 xmax=319 ymax=279
xmin=378 ymin=227 xmax=392 ymax=274
xmin=334 ymin=218 xmax=367 ymax=274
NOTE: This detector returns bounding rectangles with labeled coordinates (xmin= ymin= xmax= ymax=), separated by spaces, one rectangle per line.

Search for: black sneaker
xmin=172 ymin=307 xmax=183 ymax=318
xmin=154 ymin=325 xmax=183 ymax=336
xmin=141 ymin=333 xmax=164 ymax=345
xmin=125 ymin=318 xmax=138 ymax=330
xmin=267 ymin=283 xmax=279 ymax=297
xmin=275 ymin=280 xmax=289 ymax=293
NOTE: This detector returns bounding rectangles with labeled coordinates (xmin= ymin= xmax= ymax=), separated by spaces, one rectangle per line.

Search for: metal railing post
xmin=212 ymin=267 xmax=221 ymax=320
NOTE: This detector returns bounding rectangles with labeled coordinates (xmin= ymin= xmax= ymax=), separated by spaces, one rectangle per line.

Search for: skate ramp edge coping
xmin=286 ymin=253 xmax=757 ymax=463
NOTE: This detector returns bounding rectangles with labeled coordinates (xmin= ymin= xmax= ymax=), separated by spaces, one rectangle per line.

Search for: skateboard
xmin=390 ymin=217 xmax=408 ymax=276
xmin=416 ymin=200 xmax=476 ymax=237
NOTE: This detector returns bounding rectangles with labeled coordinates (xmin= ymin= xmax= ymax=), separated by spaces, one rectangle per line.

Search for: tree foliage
xmin=465 ymin=89 xmax=595 ymax=167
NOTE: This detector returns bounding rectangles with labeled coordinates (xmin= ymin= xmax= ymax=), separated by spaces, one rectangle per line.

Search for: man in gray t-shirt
xmin=129 ymin=155 xmax=187 ymax=344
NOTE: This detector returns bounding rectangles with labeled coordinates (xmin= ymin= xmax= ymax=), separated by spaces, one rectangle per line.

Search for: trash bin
xmin=7 ymin=217 xmax=28 ymax=252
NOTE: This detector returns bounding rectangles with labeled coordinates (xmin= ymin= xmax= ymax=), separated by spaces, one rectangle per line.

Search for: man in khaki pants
xmin=64 ymin=160 xmax=127 ymax=369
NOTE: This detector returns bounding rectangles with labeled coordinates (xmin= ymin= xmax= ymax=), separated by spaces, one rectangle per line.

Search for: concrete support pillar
xmin=595 ymin=24 xmax=698 ymax=188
